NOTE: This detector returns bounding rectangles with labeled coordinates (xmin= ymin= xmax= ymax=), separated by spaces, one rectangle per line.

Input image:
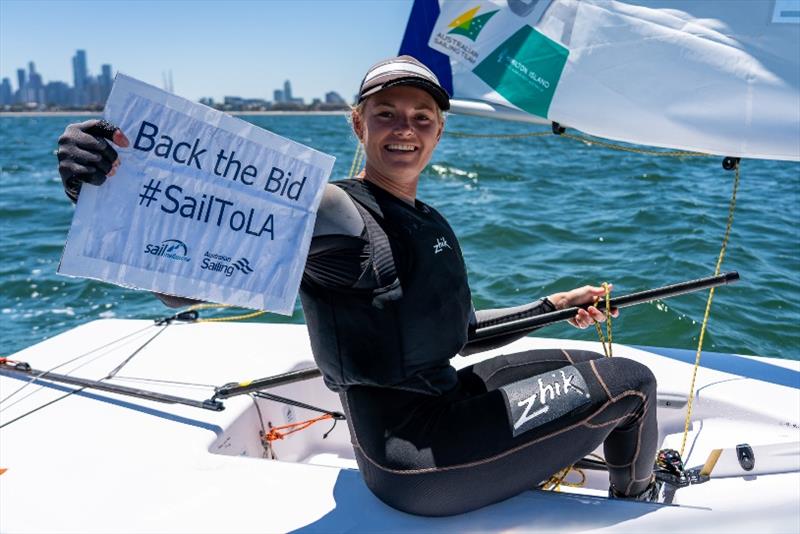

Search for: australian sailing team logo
xmin=433 ymin=5 xmax=499 ymax=65
xmin=447 ymin=5 xmax=499 ymax=41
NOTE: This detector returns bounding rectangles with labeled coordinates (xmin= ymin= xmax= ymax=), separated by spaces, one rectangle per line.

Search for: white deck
xmin=1 ymin=319 xmax=798 ymax=533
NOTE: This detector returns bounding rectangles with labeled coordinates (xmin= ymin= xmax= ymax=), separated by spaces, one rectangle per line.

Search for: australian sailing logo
xmin=233 ymin=258 xmax=254 ymax=274
xmin=500 ymin=365 xmax=591 ymax=437
xmin=143 ymin=238 xmax=191 ymax=262
xmin=447 ymin=5 xmax=499 ymax=41
xmin=433 ymin=5 xmax=499 ymax=65
xmin=433 ymin=236 xmax=452 ymax=254
xmin=201 ymin=251 xmax=254 ymax=277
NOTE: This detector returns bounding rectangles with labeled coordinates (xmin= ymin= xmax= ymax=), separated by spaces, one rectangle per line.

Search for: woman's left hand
xmin=548 ymin=285 xmax=619 ymax=329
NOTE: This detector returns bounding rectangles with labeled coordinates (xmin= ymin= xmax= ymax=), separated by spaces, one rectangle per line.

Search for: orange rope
xmin=263 ymin=413 xmax=334 ymax=442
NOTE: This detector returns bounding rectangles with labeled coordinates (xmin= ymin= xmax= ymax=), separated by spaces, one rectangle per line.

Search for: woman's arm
xmin=57 ymin=119 xmax=365 ymax=305
xmin=460 ymin=285 xmax=617 ymax=356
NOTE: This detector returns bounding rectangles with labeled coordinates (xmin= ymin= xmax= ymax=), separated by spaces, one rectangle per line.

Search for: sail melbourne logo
xmin=143 ymin=239 xmax=191 ymax=262
xmin=432 ymin=5 xmax=499 ymax=65
xmin=201 ymin=251 xmax=254 ymax=277
xmin=447 ymin=5 xmax=499 ymax=41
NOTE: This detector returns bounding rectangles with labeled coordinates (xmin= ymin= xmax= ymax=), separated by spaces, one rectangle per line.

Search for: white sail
xmin=401 ymin=0 xmax=800 ymax=161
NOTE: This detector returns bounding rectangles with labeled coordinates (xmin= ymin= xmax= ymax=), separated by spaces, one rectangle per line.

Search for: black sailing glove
xmin=57 ymin=119 xmax=129 ymax=202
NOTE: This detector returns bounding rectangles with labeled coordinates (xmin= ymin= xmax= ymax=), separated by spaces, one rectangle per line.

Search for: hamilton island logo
xmin=201 ymin=251 xmax=254 ymax=277
xmin=144 ymin=238 xmax=191 ymax=262
xmin=447 ymin=5 xmax=499 ymax=41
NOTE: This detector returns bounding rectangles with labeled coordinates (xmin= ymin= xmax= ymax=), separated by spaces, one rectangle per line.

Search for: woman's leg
xmin=343 ymin=351 xmax=658 ymax=516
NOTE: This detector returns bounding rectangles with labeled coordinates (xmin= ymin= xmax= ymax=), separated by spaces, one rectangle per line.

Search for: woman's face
xmin=354 ymin=85 xmax=443 ymax=185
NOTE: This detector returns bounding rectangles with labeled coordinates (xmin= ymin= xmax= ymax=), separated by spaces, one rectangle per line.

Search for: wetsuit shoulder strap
xmin=333 ymin=179 xmax=397 ymax=288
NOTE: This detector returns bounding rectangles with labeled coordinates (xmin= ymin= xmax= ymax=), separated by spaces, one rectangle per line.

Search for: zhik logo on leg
xmin=500 ymin=365 xmax=591 ymax=437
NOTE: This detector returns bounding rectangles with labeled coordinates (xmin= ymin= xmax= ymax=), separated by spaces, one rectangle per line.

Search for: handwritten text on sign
xmin=58 ymin=74 xmax=335 ymax=313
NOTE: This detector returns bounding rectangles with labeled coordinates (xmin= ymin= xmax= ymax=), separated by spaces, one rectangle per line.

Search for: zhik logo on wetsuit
xmin=500 ymin=365 xmax=591 ymax=437
xmin=433 ymin=236 xmax=452 ymax=254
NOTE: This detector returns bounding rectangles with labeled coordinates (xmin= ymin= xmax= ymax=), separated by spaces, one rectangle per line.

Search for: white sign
xmin=59 ymin=74 xmax=335 ymax=314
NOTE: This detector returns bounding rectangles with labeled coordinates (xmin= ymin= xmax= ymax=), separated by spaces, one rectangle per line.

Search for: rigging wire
xmin=0 ymin=322 xmax=158 ymax=409
xmin=105 ymin=324 xmax=170 ymax=378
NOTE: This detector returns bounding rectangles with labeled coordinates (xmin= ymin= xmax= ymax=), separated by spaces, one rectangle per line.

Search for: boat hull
xmin=1 ymin=319 xmax=798 ymax=532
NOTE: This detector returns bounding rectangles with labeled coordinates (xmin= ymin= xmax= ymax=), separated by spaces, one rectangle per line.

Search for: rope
xmin=447 ymin=131 xmax=551 ymax=139
xmin=543 ymin=286 xmax=614 ymax=491
xmin=263 ymin=413 xmax=334 ymax=443
xmin=593 ymin=282 xmax=614 ymax=357
xmin=542 ymin=466 xmax=586 ymax=491
xmin=542 ymin=453 xmax=606 ymax=491
xmin=348 ymin=143 xmax=364 ymax=178
xmin=183 ymin=303 xmax=267 ymax=323
xmin=446 ymin=128 xmax=708 ymax=157
xmin=679 ymin=161 xmax=741 ymax=458
xmin=560 ymin=132 xmax=709 ymax=158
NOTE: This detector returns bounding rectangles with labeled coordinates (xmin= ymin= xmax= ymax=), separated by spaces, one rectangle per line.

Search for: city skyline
xmin=1 ymin=51 xmax=114 ymax=109
xmin=1 ymin=50 xmax=349 ymax=111
xmin=0 ymin=1 xmax=414 ymax=103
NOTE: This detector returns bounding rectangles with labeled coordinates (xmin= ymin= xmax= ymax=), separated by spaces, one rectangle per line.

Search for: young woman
xmin=57 ymin=55 xmax=660 ymax=516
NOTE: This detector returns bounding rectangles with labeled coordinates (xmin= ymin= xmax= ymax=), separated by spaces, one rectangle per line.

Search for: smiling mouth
xmin=385 ymin=144 xmax=418 ymax=152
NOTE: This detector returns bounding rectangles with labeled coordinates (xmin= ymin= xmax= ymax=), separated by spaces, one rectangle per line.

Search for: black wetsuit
xmin=299 ymin=179 xmax=658 ymax=516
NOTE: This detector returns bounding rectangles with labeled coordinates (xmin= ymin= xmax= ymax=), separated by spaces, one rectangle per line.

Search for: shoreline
xmin=0 ymin=110 xmax=349 ymax=118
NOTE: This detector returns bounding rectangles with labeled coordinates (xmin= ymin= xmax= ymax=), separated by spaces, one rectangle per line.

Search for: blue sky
xmin=0 ymin=0 xmax=415 ymax=102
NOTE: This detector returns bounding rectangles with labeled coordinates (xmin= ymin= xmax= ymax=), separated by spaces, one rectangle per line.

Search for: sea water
xmin=1 ymin=113 xmax=798 ymax=359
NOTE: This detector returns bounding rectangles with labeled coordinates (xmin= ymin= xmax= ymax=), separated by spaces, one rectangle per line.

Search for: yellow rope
xmin=544 ymin=285 xmax=615 ymax=492
xmin=348 ymin=143 xmax=364 ymax=178
xmin=593 ymin=282 xmax=614 ymax=357
xmin=197 ymin=310 xmax=267 ymax=323
xmin=184 ymin=303 xmax=267 ymax=323
xmin=560 ymin=132 xmax=709 ymax=158
xmin=447 ymin=131 xmax=551 ymax=139
xmin=447 ymin=128 xmax=707 ymax=157
xmin=542 ymin=466 xmax=586 ymax=491
xmin=679 ymin=162 xmax=741 ymax=458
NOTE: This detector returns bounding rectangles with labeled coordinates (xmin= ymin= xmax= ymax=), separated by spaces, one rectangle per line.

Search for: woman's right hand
xmin=57 ymin=119 xmax=130 ymax=202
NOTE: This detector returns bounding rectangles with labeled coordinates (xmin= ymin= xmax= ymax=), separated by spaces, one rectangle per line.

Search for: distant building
xmin=223 ymin=96 xmax=245 ymax=110
xmin=199 ymin=97 xmax=215 ymax=107
xmin=283 ymin=80 xmax=292 ymax=101
xmin=273 ymin=89 xmax=284 ymax=103
xmin=27 ymin=62 xmax=44 ymax=105
xmin=16 ymin=69 xmax=25 ymax=103
xmin=1 ymin=50 xmax=113 ymax=111
xmin=0 ymin=78 xmax=11 ymax=105
xmin=325 ymin=91 xmax=346 ymax=105
xmin=45 ymin=81 xmax=71 ymax=107
xmin=72 ymin=50 xmax=88 ymax=105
